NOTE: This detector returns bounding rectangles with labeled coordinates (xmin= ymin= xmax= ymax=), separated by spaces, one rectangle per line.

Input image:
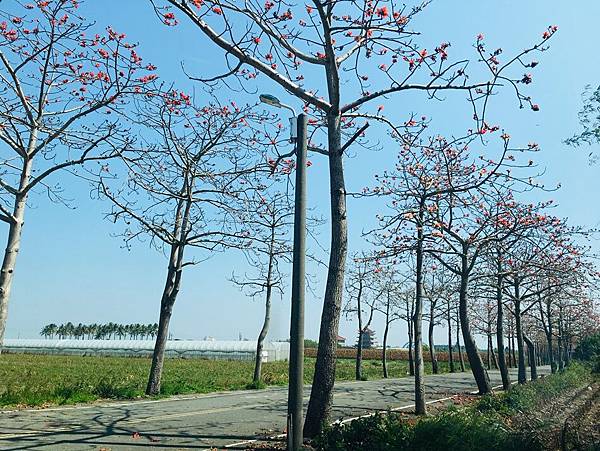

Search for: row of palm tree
xmin=39 ymin=322 xmax=159 ymax=340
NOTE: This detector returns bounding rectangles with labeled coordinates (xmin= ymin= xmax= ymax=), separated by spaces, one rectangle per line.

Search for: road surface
xmin=0 ymin=366 xmax=549 ymax=450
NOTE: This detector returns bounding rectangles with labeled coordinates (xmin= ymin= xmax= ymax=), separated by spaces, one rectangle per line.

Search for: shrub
xmin=574 ymin=333 xmax=600 ymax=362
xmin=314 ymin=410 xmax=541 ymax=451
xmin=314 ymin=413 xmax=412 ymax=451
xmin=314 ymin=364 xmax=592 ymax=451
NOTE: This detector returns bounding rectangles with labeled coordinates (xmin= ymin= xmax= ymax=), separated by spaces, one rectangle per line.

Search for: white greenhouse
xmin=2 ymin=339 xmax=290 ymax=361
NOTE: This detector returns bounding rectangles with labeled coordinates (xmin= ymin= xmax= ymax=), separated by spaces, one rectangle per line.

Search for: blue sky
xmin=4 ymin=0 xmax=600 ymax=348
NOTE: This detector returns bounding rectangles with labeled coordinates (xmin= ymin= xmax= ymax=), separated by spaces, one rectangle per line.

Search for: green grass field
xmin=0 ymin=353 xmax=455 ymax=408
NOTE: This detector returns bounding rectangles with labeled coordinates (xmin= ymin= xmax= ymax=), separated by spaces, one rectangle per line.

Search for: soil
xmin=511 ymin=382 xmax=600 ymax=450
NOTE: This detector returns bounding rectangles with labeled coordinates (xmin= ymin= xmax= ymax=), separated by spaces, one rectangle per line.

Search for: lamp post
xmin=259 ymin=94 xmax=307 ymax=451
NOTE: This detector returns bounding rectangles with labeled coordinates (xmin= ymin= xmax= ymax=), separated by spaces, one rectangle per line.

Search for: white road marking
xmin=122 ymin=402 xmax=273 ymax=425
xmin=0 ymin=427 xmax=73 ymax=440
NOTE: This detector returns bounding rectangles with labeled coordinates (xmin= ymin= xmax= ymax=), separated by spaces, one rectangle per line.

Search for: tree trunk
xmin=545 ymin=301 xmax=556 ymax=373
xmin=513 ymin=278 xmax=527 ymax=385
xmin=253 ymin=228 xmax=276 ymax=384
xmin=253 ymin=284 xmax=272 ymax=384
xmin=382 ymin=298 xmax=390 ymax=378
xmin=558 ymin=306 xmax=564 ymax=371
xmin=523 ymin=334 xmax=537 ymax=381
xmin=413 ymin=206 xmax=426 ymax=414
xmin=490 ymin=343 xmax=499 ymax=370
xmin=146 ymin=196 xmax=189 ymax=395
xmin=496 ymin=265 xmax=510 ymax=390
xmin=447 ymin=299 xmax=455 ymax=373
xmin=356 ymin=329 xmax=363 ymax=380
xmin=456 ymin=309 xmax=465 ymax=372
xmin=510 ymin=329 xmax=517 ymax=369
xmin=428 ymin=302 xmax=438 ymax=374
xmin=0 ymin=156 xmax=34 ymax=349
xmin=355 ymin=280 xmax=364 ymax=381
xmin=459 ymin=254 xmax=491 ymax=394
xmin=486 ymin=333 xmax=492 ymax=370
xmin=429 ymin=322 xmax=438 ymax=374
xmin=146 ymin=291 xmax=175 ymax=395
xmin=304 ymin=115 xmax=347 ymax=438
xmin=408 ymin=317 xmax=415 ymax=376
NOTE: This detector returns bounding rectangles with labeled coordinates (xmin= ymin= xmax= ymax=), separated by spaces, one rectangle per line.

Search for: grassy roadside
xmin=313 ymin=363 xmax=598 ymax=451
xmin=0 ymin=353 xmax=453 ymax=408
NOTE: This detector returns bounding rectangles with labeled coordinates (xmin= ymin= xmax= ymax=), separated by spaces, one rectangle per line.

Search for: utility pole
xmin=258 ymin=95 xmax=306 ymax=450
xmin=287 ymin=113 xmax=307 ymax=451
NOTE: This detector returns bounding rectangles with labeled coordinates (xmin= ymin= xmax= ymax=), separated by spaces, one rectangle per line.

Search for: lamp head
xmin=259 ymin=94 xmax=281 ymax=108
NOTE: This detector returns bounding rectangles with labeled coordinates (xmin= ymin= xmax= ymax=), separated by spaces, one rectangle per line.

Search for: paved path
xmin=0 ymin=367 xmax=549 ymax=450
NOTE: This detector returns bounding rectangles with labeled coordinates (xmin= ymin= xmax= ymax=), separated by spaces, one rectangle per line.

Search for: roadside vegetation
xmin=313 ymin=361 xmax=599 ymax=451
xmin=0 ymin=354 xmax=451 ymax=408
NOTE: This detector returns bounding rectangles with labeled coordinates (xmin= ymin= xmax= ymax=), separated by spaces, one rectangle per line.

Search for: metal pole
xmin=287 ymin=113 xmax=307 ymax=451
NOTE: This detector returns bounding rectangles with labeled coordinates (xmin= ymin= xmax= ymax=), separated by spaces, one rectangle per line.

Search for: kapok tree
xmin=101 ymin=93 xmax=274 ymax=395
xmin=499 ymin=217 xmax=566 ymax=384
xmin=371 ymin=262 xmax=405 ymax=378
xmin=565 ymin=84 xmax=600 ymax=153
xmin=231 ymin=189 xmax=294 ymax=386
xmin=468 ymin=275 xmax=499 ymax=371
xmin=0 ymin=0 xmax=158 ymax=347
xmin=423 ymin=261 xmax=454 ymax=374
xmin=370 ymin=125 xmax=538 ymax=407
xmin=343 ymin=252 xmax=382 ymax=381
xmin=151 ymin=0 xmax=556 ymax=433
xmin=417 ymin=145 xmax=544 ymax=394
xmin=533 ymin=236 xmax=597 ymax=371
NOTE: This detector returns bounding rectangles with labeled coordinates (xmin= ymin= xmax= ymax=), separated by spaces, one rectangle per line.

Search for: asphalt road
xmin=0 ymin=366 xmax=549 ymax=450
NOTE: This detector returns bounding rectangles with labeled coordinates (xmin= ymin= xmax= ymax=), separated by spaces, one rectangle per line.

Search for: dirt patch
xmin=511 ymin=383 xmax=600 ymax=450
xmin=561 ymin=383 xmax=600 ymax=450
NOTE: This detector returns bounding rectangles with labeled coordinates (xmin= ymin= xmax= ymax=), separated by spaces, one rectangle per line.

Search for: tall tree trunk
xmin=253 ymin=226 xmax=276 ymax=384
xmin=428 ymin=321 xmax=438 ymax=374
xmin=510 ymin=329 xmax=517 ymax=369
xmin=146 ymin=290 xmax=175 ymax=395
xmin=413 ymin=206 xmax=426 ymax=414
xmin=513 ymin=278 xmax=527 ymax=384
xmin=146 ymin=242 xmax=185 ymax=395
xmin=486 ymin=333 xmax=492 ymax=370
xmin=447 ymin=298 xmax=455 ymax=372
xmin=545 ymin=301 xmax=556 ymax=373
xmin=0 ymin=154 xmax=34 ymax=349
xmin=382 ymin=297 xmax=390 ymax=378
xmin=523 ymin=334 xmax=537 ymax=381
xmin=146 ymin=194 xmax=190 ymax=396
xmin=304 ymin=115 xmax=347 ymax=438
xmin=355 ymin=280 xmax=364 ymax=381
xmin=557 ymin=306 xmax=564 ymax=371
xmin=408 ymin=316 xmax=415 ymax=376
xmin=490 ymin=343 xmax=499 ymax=370
xmin=253 ymin=282 xmax=273 ymax=384
xmin=456 ymin=309 xmax=465 ymax=372
xmin=496 ymin=264 xmax=510 ymax=390
xmin=429 ymin=302 xmax=439 ymax=374
xmin=355 ymin=328 xmax=363 ymax=380
xmin=459 ymin=253 xmax=491 ymax=394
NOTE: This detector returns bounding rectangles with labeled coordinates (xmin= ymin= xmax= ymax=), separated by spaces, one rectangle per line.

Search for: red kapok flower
xmin=376 ymin=6 xmax=388 ymax=18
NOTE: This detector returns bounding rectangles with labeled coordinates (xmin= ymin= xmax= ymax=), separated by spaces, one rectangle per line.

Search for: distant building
xmin=357 ymin=328 xmax=377 ymax=349
xmin=336 ymin=335 xmax=346 ymax=347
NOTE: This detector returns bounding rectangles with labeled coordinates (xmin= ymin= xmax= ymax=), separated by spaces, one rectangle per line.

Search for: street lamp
xmin=260 ymin=94 xmax=298 ymax=143
xmin=259 ymin=93 xmax=307 ymax=451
